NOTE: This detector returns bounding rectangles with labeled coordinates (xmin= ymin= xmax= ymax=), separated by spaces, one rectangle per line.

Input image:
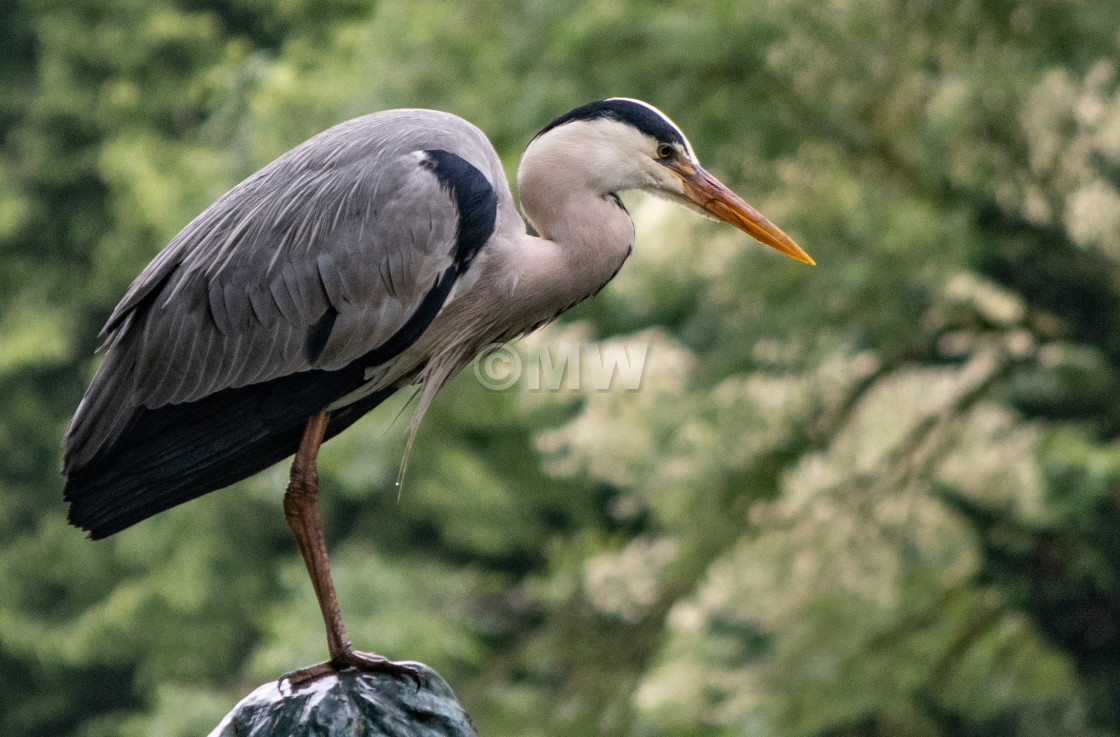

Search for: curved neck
xmin=527 ymin=191 xmax=633 ymax=257
xmin=516 ymin=141 xmax=636 ymax=298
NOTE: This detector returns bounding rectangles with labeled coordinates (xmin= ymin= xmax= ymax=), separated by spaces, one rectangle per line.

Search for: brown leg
xmin=281 ymin=411 xmax=422 ymax=689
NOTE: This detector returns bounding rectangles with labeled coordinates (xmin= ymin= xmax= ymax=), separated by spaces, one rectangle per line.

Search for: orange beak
xmin=675 ymin=164 xmax=815 ymax=265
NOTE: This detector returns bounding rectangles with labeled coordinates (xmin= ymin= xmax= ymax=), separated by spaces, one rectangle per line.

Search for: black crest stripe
xmin=534 ymin=99 xmax=685 ymax=146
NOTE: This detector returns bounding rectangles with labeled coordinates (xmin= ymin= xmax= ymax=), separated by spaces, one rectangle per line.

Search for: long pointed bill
xmin=677 ymin=165 xmax=815 ymax=265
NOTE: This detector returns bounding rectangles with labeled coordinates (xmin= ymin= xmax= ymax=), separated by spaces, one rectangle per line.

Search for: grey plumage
xmin=65 ymin=110 xmax=512 ymax=474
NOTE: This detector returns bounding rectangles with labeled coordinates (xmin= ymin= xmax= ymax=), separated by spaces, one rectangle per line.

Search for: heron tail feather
xmin=63 ymin=372 xmax=393 ymax=539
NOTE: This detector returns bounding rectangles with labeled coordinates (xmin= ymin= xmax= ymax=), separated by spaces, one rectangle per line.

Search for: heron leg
xmin=280 ymin=411 xmax=422 ymax=689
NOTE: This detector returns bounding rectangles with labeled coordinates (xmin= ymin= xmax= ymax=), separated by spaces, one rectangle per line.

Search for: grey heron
xmin=63 ymin=98 xmax=813 ymax=684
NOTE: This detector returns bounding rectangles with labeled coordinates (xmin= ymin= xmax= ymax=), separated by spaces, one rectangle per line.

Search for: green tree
xmin=2 ymin=1 xmax=1120 ymax=736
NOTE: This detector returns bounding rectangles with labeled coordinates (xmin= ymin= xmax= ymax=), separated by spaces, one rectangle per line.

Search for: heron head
xmin=524 ymin=98 xmax=814 ymax=265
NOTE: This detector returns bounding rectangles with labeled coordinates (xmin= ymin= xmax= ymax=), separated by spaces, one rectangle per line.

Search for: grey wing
xmin=65 ymin=112 xmax=504 ymax=472
xmin=135 ymin=152 xmax=458 ymax=404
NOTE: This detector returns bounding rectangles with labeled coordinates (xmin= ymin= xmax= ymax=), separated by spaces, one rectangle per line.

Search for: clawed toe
xmin=281 ymin=650 xmax=424 ymax=691
xmin=281 ymin=661 xmax=337 ymax=689
xmin=340 ymin=651 xmax=425 ymax=689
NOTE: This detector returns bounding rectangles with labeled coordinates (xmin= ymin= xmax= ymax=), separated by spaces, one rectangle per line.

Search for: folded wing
xmin=63 ymin=113 xmax=501 ymax=536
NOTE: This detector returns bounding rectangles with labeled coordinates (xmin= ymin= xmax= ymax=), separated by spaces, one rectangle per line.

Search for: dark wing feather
xmin=64 ymin=363 xmax=398 ymax=539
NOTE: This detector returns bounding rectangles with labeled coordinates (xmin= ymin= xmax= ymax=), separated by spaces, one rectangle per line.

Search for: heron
xmin=63 ymin=98 xmax=813 ymax=684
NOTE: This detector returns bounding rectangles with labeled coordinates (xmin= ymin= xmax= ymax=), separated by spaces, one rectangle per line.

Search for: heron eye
xmin=656 ymin=143 xmax=674 ymax=160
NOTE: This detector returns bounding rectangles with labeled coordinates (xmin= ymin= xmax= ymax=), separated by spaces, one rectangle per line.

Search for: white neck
xmin=512 ymin=125 xmax=637 ymax=308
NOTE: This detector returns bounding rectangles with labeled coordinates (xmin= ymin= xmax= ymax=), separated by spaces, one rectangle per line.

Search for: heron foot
xmin=282 ymin=649 xmax=425 ymax=690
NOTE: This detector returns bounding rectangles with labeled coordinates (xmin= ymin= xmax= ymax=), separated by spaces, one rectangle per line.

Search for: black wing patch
xmin=419 ymin=149 xmax=498 ymax=271
xmin=304 ymin=304 xmax=339 ymax=363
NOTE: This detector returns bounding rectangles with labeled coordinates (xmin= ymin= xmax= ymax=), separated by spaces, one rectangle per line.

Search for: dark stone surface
xmin=208 ymin=663 xmax=477 ymax=737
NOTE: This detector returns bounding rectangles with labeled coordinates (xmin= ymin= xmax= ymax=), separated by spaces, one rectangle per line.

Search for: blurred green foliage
xmin=2 ymin=0 xmax=1120 ymax=735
